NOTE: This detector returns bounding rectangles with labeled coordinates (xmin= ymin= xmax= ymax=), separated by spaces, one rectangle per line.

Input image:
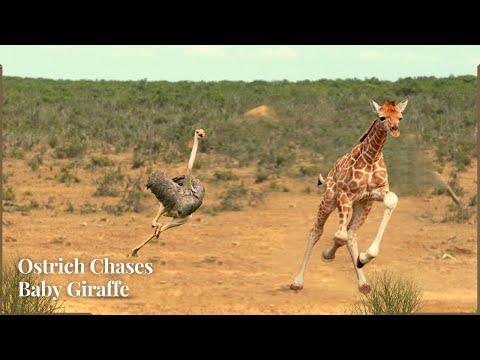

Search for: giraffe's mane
xmin=358 ymin=118 xmax=378 ymax=143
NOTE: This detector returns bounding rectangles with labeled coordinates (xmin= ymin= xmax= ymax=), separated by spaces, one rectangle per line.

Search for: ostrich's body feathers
xmin=146 ymin=170 xmax=205 ymax=218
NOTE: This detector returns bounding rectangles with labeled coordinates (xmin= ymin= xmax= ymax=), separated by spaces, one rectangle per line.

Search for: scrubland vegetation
xmin=2 ymin=75 xmax=476 ymax=217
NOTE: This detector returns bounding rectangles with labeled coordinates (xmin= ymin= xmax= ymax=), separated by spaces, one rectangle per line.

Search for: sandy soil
xmin=2 ymin=153 xmax=477 ymax=314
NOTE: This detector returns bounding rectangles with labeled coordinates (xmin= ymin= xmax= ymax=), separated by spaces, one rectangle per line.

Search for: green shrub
xmin=80 ymin=202 xmax=99 ymax=214
xmin=1 ymin=258 xmax=64 ymax=314
xmin=299 ymin=165 xmax=319 ymax=177
xmin=54 ymin=138 xmax=87 ymax=159
xmin=4 ymin=186 xmax=16 ymax=202
xmin=27 ymin=153 xmax=43 ymax=171
xmin=94 ymin=171 xmax=124 ymax=197
xmin=55 ymin=167 xmax=80 ymax=184
xmin=347 ymin=270 xmax=426 ymax=315
xmin=255 ymin=168 xmax=269 ymax=184
xmin=219 ymin=184 xmax=248 ymax=211
xmin=5 ymin=147 xmax=25 ymax=159
xmin=213 ymin=170 xmax=239 ymax=181
xmin=88 ymin=155 xmax=115 ymax=168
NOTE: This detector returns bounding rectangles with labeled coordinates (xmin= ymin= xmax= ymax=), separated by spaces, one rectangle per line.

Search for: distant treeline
xmin=3 ymin=75 xmax=476 ymax=194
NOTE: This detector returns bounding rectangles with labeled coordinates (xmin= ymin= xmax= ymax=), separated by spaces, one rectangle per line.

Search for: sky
xmin=0 ymin=45 xmax=479 ymax=82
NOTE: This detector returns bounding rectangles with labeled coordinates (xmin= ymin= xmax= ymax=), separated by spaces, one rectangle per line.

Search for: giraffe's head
xmin=369 ymin=99 xmax=408 ymax=138
xmin=195 ymin=129 xmax=206 ymax=139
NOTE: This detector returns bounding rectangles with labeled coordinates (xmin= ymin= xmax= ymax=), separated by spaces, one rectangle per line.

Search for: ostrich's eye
xmin=379 ymin=116 xmax=386 ymax=121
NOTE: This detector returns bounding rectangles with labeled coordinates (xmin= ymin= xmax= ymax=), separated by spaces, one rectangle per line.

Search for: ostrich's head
xmin=195 ymin=129 xmax=206 ymax=139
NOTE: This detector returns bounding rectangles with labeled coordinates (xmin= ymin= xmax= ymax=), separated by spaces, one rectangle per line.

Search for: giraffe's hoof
xmin=321 ymin=250 xmax=335 ymax=263
xmin=358 ymin=283 xmax=371 ymax=294
xmin=356 ymin=257 xmax=365 ymax=269
xmin=289 ymin=283 xmax=303 ymax=291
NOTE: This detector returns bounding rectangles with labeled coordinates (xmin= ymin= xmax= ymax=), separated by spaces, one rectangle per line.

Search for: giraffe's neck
xmin=360 ymin=118 xmax=387 ymax=164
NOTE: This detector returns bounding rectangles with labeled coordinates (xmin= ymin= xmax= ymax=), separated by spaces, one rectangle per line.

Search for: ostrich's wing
xmin=146 ymin=170 xmax=182 ymax=210
xmin=190 ymin=177 xmax=206 ymax=203
xmin=171 ymin=175 xmax=185 ymax=187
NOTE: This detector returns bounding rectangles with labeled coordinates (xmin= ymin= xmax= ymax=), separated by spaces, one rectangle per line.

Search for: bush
xmin=94 ymin=171 xmax=124 ymax=197
xmin=1 ymin=258 xmax=64 ymax=314
xmin=5 ymin=146 xmax=25 ymax=159
xmin=299 ymin=165 xmax=319 ymax=177
xmin=27 ymin=153 xmax=43 ymax=171
xmin=4 ymin=185 xmax=16 ymax=202
xmin=54 ymin=138 xmax=87 ymax=159
xmin=104 ymin=174 xmax=146 ymax=215
xmin=88 ymin=155 xmax=115 ymax=168
xmin=219 ymin=184 xmax=248 ymax=211
xmin=347 ymin=270 xmax=426 ymax=315
xmin=255 ymin=168 xmax=269 ymax=184
xmin=3 ymin=173 xmax=16 ymax=202
xmin=80 ymin=202 xmax=99 ymax=214
xmin=213 ymin=170 xmax=239 ymax=181
xmin=55 ymin=167 xmax=80 ymax=184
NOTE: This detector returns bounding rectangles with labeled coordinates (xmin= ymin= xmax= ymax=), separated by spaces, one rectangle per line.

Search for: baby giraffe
xmin=290 ymin=99 xmax=408 ymax=294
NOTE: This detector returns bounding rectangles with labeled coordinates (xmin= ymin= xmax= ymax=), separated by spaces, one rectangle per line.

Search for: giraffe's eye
xmin=399 ymin=117 xmax=403 ymax=121
xmin=379 ymin=116 xmax=386 ymax=121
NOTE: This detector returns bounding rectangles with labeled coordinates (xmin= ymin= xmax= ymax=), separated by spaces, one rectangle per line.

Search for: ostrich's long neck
xmin=185 ymin=136 xmax=199 ymax=190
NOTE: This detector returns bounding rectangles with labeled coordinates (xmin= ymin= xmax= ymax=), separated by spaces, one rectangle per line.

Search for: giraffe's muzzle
xmin=389 ymin=124 xmax=400 ymax=137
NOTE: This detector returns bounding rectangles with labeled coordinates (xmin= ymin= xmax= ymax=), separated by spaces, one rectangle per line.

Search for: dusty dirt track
xmin=2 ymin=154 xmax=477 ymax=314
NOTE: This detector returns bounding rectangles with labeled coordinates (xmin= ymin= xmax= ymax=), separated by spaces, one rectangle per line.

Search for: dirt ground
xmin=2 ymin=152 xmax=477 ymax=314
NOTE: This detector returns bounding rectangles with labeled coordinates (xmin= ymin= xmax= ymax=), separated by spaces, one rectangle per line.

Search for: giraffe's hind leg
xmin=290 ymin=186 xmax=337 ymax=291
xmin=346 ymin=201 xmax=373 ymax=294
xmin=322 ymin=193 xmax=352 ymax=261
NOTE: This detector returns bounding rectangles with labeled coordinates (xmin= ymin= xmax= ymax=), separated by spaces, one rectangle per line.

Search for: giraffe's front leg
xmin=323 ymin=195 xmax=352 ymax=261
xmin=357 ymin=191 xmax=398 ymax=268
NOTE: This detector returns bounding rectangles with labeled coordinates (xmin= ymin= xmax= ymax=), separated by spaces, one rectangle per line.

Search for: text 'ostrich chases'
xmin=129 ymin=129 xmax=206 ymax=257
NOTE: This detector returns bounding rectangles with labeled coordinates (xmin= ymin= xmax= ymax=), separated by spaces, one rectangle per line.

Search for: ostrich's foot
xmin=127 ymin=249 xmax=139 ymax=258
xmin=154 ymin=226 xmax=161 ymax=238
xmin=358 ymin=283 xmax=372 ymax=294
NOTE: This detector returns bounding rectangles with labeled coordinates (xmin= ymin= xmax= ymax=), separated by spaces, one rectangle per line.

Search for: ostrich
xmin=129 ymin=129 xmax=206 ymax=257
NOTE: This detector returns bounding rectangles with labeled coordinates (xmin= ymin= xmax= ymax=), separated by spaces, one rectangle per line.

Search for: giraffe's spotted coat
xmin=291 ymin=100 xmax=408 ymax=293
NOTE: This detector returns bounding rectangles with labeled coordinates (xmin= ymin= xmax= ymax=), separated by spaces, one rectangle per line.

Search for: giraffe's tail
xmin=317 ymin=174 xmax=325 ymax=186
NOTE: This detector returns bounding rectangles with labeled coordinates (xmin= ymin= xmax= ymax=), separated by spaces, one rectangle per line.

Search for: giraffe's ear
xmin=369 ymin=99 xmax=381 ymax=115
xmin=397 ymin=99 xmax=408 ymax=112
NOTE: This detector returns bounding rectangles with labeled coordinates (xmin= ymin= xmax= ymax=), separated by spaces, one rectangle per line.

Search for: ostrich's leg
xmin=129 ymin=215 xmax=192 ymax=257
xmin=290 ymin=187 xmax=336 ymax=290
xmin=357 ymin=192 xmax=398 ymax=268
xmin=345 ymin=201 xmax=373 ymax=294
xmin=152 ymin=202 xmax=166 ymax=228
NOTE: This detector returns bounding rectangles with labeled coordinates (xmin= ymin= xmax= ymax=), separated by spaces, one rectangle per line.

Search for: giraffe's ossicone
xmin=290 ymin=99 xmax=408 ymax=294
